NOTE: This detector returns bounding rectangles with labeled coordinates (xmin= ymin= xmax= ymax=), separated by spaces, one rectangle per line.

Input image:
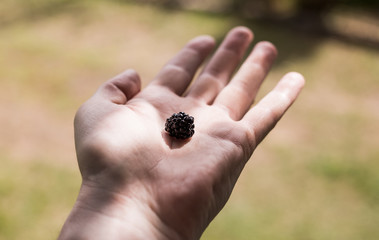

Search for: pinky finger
xmin=242 ymin=72 xmax=305 ymax=146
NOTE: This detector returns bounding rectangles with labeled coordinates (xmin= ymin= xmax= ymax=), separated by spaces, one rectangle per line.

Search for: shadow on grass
xmin=213 ymin=17 xmax=379 ymax=69
xmin=239 ymin=20 xmax=323 ymax=67
xmin=148 ymin=2 xmax=379 ymax=68
xmin=3 ymin=0 xmax=378 ymax=69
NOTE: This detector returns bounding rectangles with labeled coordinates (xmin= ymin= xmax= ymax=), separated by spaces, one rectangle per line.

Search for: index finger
xmin=148 ymin=35 xmax=215 ymax=95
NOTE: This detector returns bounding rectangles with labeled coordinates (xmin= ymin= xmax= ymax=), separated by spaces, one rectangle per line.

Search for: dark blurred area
xmin=138 ymin=0 xmax=379 ymax=49
xmin=2 ymin=0 xmax=379 ymax=46
xmin=2 ymin=0 xmax=378 ymax=67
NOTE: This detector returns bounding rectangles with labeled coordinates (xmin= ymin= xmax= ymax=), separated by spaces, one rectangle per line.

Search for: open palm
xmin=68 ymin=27 xmax=304 ymax=240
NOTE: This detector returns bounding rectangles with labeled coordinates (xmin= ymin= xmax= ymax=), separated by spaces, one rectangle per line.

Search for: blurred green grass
xmin=0 ymin=156 xmax=80 ymax=240
xmin=0 ymin=1 xmax=378 ymax=239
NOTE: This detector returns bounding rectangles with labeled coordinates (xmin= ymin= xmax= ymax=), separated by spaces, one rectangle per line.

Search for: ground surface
xmin=0 ymin=1 xmax=378 ymax=239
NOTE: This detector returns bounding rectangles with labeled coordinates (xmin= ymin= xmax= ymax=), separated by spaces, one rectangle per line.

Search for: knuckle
xmin=239 ymin=123 xmax=257 ymax=154
xmin=163 ymin=64 xmax=192 ymax=81
xmin=200 ymin=73 xmax=223 ymax=90
xmin=261 ymin=106 xmax=279 ymax=123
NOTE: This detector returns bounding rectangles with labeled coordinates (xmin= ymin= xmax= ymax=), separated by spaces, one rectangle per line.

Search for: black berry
xmin=165 ymin=112 xmax=195 ymax=139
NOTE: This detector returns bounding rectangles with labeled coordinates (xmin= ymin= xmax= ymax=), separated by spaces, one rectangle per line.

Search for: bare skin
xmin=59 ymin=26 xmax=305 ymax=240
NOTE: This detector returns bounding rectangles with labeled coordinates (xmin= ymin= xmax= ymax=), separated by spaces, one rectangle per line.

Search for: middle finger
xmin=186 ymin=27 xmax=253 ymax=104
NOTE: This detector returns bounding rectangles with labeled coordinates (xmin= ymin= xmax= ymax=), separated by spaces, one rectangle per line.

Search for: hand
xmin=59 ymin=26 xmax=304 ymax=240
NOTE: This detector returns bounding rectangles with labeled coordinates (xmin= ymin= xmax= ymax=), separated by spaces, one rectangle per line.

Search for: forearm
xmin=58 ymin=183 xmax=181 ymax=240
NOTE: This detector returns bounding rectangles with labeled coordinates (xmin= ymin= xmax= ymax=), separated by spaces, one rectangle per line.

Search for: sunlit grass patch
xmin=309 ymin=152 xmax=379 ymax=206
xmin=0 ymin=0 xmax=235 ymax=111
xmin=0 ymin=156 xmax=80 ymax=240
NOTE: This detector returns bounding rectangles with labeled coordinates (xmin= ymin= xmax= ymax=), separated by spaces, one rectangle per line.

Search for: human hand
xmin=59 ymin=26 xmax=304 ymax=240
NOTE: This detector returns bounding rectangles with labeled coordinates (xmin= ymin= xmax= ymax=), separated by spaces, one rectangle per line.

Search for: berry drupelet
xmin=165 ymin=112 xmax=195 ymax=139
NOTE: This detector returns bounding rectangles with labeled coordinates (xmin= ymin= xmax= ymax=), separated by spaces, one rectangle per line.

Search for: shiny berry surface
xmin=165 ymin=112 xmax=195 ymax=139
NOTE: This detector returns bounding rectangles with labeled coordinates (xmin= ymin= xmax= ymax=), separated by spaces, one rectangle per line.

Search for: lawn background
xmin=0 ymin=1 xmax=378 ymax=239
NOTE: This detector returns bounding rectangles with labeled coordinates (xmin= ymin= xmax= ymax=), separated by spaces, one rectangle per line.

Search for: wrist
xmin=58 ymin=181 xmax=181 ymax=240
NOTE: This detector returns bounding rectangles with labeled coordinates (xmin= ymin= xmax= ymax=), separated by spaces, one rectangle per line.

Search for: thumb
xmin=95 ymin=69 xmax=141 ymax=104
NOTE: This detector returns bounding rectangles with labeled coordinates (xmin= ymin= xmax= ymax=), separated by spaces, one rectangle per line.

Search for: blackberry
xmin=165 ymin=112 xmax=195 ymax=139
